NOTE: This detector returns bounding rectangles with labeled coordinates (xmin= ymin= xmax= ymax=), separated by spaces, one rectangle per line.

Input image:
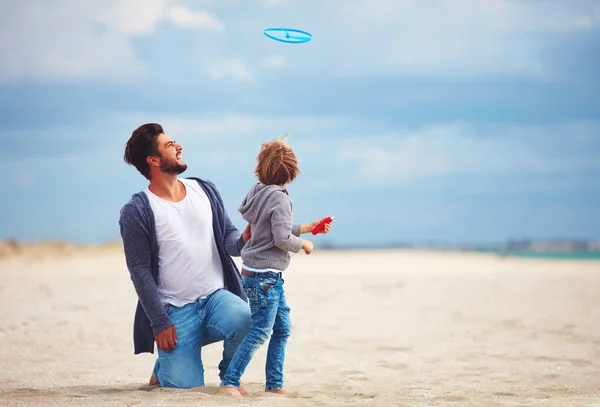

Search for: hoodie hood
xmin=238 ymin=183 xmax=286 ymax=224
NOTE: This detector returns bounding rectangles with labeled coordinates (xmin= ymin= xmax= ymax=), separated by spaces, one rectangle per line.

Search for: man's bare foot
xmin=266 ymin=388 xmax=294 ymax=395
xmin=149 ymin=373 xmax=159 ymax=387
xmin=219 ymin=386 xmax=242 ymax=397
xmin=238 ymin=383 xmax=248 ymax=396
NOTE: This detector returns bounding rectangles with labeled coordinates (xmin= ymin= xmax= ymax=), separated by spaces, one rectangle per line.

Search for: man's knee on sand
xmin=155 ymin=358 xmax=205 ymax=389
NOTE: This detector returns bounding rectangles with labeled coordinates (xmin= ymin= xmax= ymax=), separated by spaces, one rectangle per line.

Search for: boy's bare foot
xmin=266 ymin=388 xmax=294 ymax=395
xmin=219 ymin=386 xmax=242 ymax=397
xmin=238 ymin=383 xmax=248 ymax=395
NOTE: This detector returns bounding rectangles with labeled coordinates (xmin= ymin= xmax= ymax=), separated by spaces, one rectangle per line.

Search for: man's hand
xmin=242 ymin=224 xmax=251 ymax=244
xmin=155 ymin=326 xmax=177 ymax=351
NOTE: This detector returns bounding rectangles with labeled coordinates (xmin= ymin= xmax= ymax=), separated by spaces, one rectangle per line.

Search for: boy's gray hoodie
xmin=239 ymin=183 xmax=303 ymax=271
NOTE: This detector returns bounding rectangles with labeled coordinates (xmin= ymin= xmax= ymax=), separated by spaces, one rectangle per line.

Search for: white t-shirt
xmin=145 ymin=178 xmax=225 ymax=307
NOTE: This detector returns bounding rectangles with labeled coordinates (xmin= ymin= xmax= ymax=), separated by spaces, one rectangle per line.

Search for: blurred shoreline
xmin=2 ymin=238 xmax=599 ymax=262
xmin=0 ymin=239 xmax=123 ymax=261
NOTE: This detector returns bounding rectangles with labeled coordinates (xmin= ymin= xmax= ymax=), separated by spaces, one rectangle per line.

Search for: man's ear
xmin=146 ymin=156 xmax=160 ymax=167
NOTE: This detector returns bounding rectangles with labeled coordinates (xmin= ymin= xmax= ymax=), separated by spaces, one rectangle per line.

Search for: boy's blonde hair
xmin=254 ymin=132 xmax=300 ymax=186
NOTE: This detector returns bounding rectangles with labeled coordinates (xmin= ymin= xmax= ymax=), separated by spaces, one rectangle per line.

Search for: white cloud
xmin=167 ymin=6 xmax=224 ymax=31
xmin=263 ymin=54 xmax=285 ymax=69
xmin=109 ymin=113 xmax=600 ymax=185
xmin=0 ymin=0 xmax=225 ymax=82
xmin=285 ymin=0 xmax=599 ymax=80
xmin=1 ymin=0 xmax=596 ymax=83
xmin=205 ymin=58 xmax=252 ymax=81
xmin=336 ymin=121 xmax=600 ymax=182
xmin=160 ymin=115 xmax=263 ymax=140
xmin=96 ymin=0 xmax=166 ymax=35
xmin=146 ymin=113 xmax=360 ymax=142
xmin=4 ymin=112 xmax=599 ymax=194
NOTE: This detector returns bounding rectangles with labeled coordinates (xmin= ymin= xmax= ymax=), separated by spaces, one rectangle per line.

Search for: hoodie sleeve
xmin=270 ymin=192 xmax=304 ymax=253
xmin=119 ymin=202 xmax=173 ymax=337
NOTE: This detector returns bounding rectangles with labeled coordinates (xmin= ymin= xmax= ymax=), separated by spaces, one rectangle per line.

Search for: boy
xmin=219 ymin=134 xmax=331 ymax=396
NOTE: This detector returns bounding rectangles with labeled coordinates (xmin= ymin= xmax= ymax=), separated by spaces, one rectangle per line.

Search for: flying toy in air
xmin=264 ymin=28 xmax=312 ymax=44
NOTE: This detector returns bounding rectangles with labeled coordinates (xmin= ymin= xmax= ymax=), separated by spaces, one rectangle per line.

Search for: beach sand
xmin=0 ymin=246 xmax=599 ymax=406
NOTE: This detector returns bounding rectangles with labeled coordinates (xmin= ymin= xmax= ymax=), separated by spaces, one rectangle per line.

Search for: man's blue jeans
xmin=220 ymin=273 xmax=292 ymax=391
xmin=153 ymin=289 xmax=252 ymax=388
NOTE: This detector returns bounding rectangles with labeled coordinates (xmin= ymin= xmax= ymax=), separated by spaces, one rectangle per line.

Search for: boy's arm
xmin=119 ymin=204 xmax=173 ymax=337
xmin=291 ymin=223 xmax=302 ymax=236
xmin=270 ymin=193 xmax=304 ymax=253
xmin=292 ymin=219 xmax=330 ymax=235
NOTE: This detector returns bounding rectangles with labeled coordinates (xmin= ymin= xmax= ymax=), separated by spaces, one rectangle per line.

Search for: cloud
xmin=102 ymin=113 xmax=600 ymax=190
xmin=145 ymin=113 xmax=360 ymax=146
xmin=95 ymin=0 xmax=166 ymax=35
xmin=160 ymin=114 xmax=263 ymax=140
xmin=335 ymin=121 xmax=600 ymax=182
xmin=167 ymin=6 xmax=224 ymax=31
xmin=0 ymin=0 xmax=224 ymax=83
xmin=263 ymin=54 xmax=285 ymax=69
xmin=1 ymin=0 xmax=597 ymax=83
xmin=205 ymin=58 xmax=252 ymax=80
xmin=270 ymin=0 xmax=599 ymax=81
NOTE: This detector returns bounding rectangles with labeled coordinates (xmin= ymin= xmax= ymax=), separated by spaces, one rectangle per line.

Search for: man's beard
xmin=160 ymin=158 xmax=188 ymax=175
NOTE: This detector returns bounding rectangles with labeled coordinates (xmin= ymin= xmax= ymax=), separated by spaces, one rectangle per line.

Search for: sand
xmin=0 ymin=247 xmax=599 ymax=407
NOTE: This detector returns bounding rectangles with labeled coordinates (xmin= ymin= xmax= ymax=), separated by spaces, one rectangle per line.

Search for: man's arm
xmin=207 ymin=182 xmax=247 ymax=257
xmin=119 ymin=204 xmax=173 ymax=337
xmin=223 ymin=212 xmax=246 ymax=257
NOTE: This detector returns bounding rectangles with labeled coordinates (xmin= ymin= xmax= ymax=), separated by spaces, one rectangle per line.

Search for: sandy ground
xmin=0 ymin=247 xmax=599 ymax=407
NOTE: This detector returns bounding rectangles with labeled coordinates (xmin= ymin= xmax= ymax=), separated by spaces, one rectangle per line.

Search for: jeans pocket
xmin=244 ymin=286 xmax=259 ymax=312
xmin=261 ymin=277 xmax=279 ymax=293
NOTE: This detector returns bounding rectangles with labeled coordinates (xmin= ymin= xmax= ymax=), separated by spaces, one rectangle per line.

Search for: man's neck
xmin=148 ymin=174 xmax=186 ymax=202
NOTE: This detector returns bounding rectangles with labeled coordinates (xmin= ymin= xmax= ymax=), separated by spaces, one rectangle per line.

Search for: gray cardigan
xmin=118 ymin=177 xmax=247 ymax=354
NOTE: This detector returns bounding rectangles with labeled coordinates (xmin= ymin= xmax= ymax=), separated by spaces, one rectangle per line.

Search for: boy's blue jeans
xmin=220 ymin=272 xmax=292 ymax=391
xmin=152 ymin=288 xmax=252 ymax=388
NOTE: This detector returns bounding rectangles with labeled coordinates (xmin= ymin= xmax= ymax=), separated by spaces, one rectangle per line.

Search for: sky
xmin=1 ymin=0 xmax=600 ymax=247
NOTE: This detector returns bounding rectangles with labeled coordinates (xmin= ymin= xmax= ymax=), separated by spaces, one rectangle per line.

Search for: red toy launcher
xmin=311 ymin=216 xmax=334 ymax=235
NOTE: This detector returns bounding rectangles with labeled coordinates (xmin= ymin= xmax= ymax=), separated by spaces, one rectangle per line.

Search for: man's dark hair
xmin=124 ymin=123 xmax=164 ymax=180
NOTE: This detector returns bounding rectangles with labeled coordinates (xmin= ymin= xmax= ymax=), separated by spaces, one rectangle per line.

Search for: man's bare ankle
xmin=149 ymin=373 xmax=160 ymax=387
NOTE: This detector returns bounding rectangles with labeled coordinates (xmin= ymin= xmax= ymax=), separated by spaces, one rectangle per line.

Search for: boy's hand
xmin=242 ymin=224 xmax=251 ymax=243
xmin=304 ymin=217 xmax=333 ymax=234
xmin=302 ymin=239 xmax=314 ymax=255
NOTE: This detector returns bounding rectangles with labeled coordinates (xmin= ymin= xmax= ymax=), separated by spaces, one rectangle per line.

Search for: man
xmin=118 ymin=123 xmax=253 ymax=390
